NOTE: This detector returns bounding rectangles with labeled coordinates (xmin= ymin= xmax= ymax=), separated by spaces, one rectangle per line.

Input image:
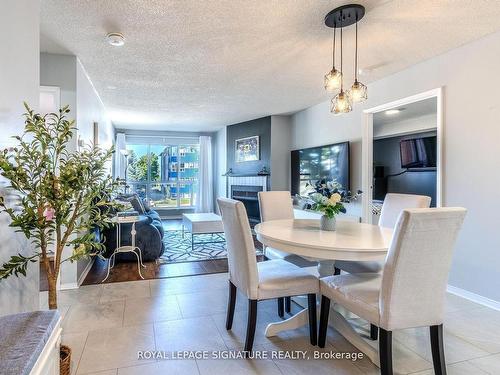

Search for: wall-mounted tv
xmin=400 ymin=136 xmax=437 ymax=169
xmin=291 ymin=141 xmax=350 ymax=197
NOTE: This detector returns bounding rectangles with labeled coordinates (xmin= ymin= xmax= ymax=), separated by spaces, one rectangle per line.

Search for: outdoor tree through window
xmin=126 ymin=143 xmax=199 ymax=209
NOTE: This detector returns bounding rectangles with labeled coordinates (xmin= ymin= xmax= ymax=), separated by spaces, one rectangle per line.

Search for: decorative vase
xmin=320 ymin=215 xmax=336 ymax=231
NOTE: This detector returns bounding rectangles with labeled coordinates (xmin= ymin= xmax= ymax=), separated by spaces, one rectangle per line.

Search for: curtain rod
xmin=123 ymin=134 xmax=201 ymax=140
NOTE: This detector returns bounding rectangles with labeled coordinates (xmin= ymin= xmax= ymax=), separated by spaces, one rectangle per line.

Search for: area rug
xmin=160 ymin=230 xmax=228 ymax=263
xmin=160 ymin=230 xmax=263 ymax=264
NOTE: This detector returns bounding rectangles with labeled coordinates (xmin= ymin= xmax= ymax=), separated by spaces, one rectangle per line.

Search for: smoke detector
xmin=106 ymin=32 xmax=125 ymax=47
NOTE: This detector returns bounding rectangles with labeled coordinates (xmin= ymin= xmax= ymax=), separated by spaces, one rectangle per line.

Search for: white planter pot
xmin=320 ymin=215 xmax=336 ymax=231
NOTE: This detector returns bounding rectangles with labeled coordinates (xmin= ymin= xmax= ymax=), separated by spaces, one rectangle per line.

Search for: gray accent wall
xmin=215 ymin=115 xmax=292 ymax=204
xmin=0 ymin=0 xmax=40 ymax=316
xmin=226 ymin=117 xmax=271 ymax=176
xmin=270 ymin=115 xmax=292 ymax=191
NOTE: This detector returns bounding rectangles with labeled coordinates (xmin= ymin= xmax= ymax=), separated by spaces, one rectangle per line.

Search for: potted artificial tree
xmin=0 ymin=104 xmax=116 ymax=309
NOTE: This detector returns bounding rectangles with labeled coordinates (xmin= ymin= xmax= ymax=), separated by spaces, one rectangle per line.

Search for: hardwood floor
xmin=82 ymin=257 xmax=223 ymax=285
xmin=81 ymin=255 xmax=266 ymax=285
xmin=40 ymin=218 xmax=265 ymax=288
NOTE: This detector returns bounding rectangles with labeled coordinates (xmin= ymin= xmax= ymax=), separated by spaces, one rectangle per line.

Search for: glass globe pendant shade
xmin=331 ymin=90 xmax=352 ymax=114
xmin=348 ymin=80 xmax=368 ymax=103
xmin=324 ymin=68 xmax=342 ymax=93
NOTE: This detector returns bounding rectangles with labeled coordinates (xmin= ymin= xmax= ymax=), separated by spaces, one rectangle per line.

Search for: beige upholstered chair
xmin=335 ymin=193 xmax=432 ymax=341
xmin=318 ymin=208 xmax=467 ymax=375
xmin=217 ymin=198 xmax=319 ymax=353
xmin=258 ymin=191 xmax=294 ymax=261
xmin=258 ymin=191 xmax=315 ymax=316
xmin=334 ymin=193 xmax=432 ymax=275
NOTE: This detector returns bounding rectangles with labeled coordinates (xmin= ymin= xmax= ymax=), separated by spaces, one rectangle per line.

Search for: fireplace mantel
xmin=227 ymin=175 xmax=268 ymax=192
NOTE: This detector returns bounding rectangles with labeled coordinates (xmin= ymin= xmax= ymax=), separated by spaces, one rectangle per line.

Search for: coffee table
xmin=182 ymin=213 xmax=225 ymax=251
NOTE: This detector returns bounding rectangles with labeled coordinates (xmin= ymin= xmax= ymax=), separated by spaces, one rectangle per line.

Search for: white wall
xmin=291 ymin=30 xmax=500 ymax=302
xmin=75 ymin=59 xmax=114 ymax=284
xmin=270 ymin=115 xmax=292 ymax=191
xmin=40 ymin=54 xmax=114 ymax=287
xmin=76 ymin=59 xmax=114 ymax=149
xmin=214 ymin=126 xmax=227 ymax=212
xmin=40 ymin=54 xmax=77 ymax=114
xmin=40 ymin=53 xmax=78 ymax=153
xmin=0 ymin=0 xmax=40 ymax=316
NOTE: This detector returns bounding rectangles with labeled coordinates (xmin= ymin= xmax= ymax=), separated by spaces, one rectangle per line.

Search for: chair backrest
xmin=379 ymin=193 xmax=431 ymax=228
xmin=217 ymin=198 xmax=259 ymax=299
xmin=258 ymin=191 xmax=294 ymax=222
xmin=379 ymin=208 xmax=466 ymax=331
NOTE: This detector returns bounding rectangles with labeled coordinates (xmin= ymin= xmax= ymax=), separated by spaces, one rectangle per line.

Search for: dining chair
xmin=217 ymin=198 xmax=319 ymax=354
xmin=334 ymin=193 xmax=431 ymax=340
xmin=318 ymin=207 xmax=467 ymax=375
xmin=334 ymin=193 xmax=432 ymax=275
xmin=258 ymin=190 xmax=316 ymax=316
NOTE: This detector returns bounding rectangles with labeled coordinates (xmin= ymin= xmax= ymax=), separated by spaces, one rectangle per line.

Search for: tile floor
xmin=40 ymin=272 xmax=500 ymax=375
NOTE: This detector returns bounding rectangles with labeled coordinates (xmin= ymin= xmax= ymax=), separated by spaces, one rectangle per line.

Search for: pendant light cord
xmin=340 ymin=17 xmax=343 ymax=91
xmin=355 ymin=17 xmax=358 ymax=82
xmin=332 ymin=26 xmax=336 ymax=69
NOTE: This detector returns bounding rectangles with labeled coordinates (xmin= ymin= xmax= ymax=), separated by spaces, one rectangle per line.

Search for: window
xmin=125 ymin=142 xmax=199 ymax=209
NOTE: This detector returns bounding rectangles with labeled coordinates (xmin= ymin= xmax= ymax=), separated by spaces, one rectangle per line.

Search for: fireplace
xmin=231 ymin=185 xmax=263 ymax=224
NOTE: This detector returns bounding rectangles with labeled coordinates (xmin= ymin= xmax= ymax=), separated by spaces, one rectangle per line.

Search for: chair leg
xmin=277 ymin=297 xmax=284 ymax=318
xmin=244 ymin=299 xmax=258 ymax=356
xmin=334 ymin=267 xmax=341 ymax=275
xmin=285 ymin=296 xmax=291 ymax=313
xmin=379 ymin=328 xmax=393 ymax=375
xmin=430 ymin=324 xmax=447 ymax=375
xmin=318 ymin=295 xmax=331 ymax=348
xmin=307 ymin=294 xmax=317 ymax=346
xmin=225 ymin=281 xmax=237 ymax=330
xmin=370 ymin=324 xmax=378 ymax=340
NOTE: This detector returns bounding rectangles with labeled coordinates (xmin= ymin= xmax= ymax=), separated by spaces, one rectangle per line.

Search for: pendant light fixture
xmin=348 ymin=18 xmax=367 ymax=103
xmin=324 ymin=4 xmax=366 ymax=114
xmin=331 ymin=25 xmax=352 ymax=114
xmin=324 ymin=26 xmax=342 ymax=93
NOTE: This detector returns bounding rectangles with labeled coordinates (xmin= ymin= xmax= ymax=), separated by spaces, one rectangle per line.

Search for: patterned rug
xmin=160 ymin=230 xmax=228 ymax=263
xmin=160 ymin=229 xmax=263 ymax=264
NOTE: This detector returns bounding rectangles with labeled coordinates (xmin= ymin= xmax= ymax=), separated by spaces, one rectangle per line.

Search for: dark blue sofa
xmin=100 ymin=195 xmax=165 ymax=261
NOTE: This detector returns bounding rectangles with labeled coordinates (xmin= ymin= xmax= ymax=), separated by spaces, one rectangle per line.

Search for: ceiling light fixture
xmin=106 ymin=32 xmax=125 ymax=47
xmin=324 ymin=4 xmax=366 ymax=114
xmin=331 ymin=26 xmax=352 ymax=114
xmin=348 ymin=17 xmax=367 ymax=103
xmin=324 ymin=26 xmax=342 ymax=93
xmin=385 ymin=109 xmax=402 ymax=115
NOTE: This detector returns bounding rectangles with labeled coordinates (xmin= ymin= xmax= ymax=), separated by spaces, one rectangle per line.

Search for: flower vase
xmin=320 ymin=215 xmax=336 ymax=231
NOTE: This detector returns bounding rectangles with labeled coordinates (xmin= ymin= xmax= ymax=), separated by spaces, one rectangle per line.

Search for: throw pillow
xmin=129 ymin=195 xmax=145 ymax=214
xmin=142 ymin=199 xmax=151 ymax=212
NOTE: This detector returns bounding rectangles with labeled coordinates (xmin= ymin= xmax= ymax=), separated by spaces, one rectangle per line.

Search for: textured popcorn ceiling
xmin=40 ymin=0 xmax=500 ymax=131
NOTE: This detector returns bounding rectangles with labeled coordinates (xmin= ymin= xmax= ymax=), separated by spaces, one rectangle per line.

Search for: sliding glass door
xmin=126 ymin=142 xmax=199 ymax=209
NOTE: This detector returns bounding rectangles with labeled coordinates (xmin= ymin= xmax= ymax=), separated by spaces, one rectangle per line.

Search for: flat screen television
xmin=291 ymin=141 xmax=350 ymax=197
xmin=400 ymin=136 xmax=437 ymax=169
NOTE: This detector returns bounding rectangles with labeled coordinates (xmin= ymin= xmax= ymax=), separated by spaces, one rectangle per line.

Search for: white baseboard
xmin=77 ymin=257 xmax=95 ymax=286
xmin=59 ymin=282 xmax=78 ymax=290
xmin=447 ymin=284 xmax=500 ymax=311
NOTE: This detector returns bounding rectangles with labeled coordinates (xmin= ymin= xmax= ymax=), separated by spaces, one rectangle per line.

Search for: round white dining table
xmin=254 ymin=218 xmax=393 ymax=366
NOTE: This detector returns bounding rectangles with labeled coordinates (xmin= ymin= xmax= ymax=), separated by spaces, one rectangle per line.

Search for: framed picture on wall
xmin=235 ymin=135 xmax=259 ymax=162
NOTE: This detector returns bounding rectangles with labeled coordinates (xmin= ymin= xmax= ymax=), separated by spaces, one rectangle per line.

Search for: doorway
xmin=361 ymin=88 xmax=443 ymax=223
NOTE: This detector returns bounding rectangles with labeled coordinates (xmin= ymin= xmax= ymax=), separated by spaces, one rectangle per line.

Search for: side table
xmin=102 ymin=215 xmax=146 ymax=282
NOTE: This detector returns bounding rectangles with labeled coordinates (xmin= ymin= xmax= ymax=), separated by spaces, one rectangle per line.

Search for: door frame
xmin=361 ymin=87 xmax=444 ymax=223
